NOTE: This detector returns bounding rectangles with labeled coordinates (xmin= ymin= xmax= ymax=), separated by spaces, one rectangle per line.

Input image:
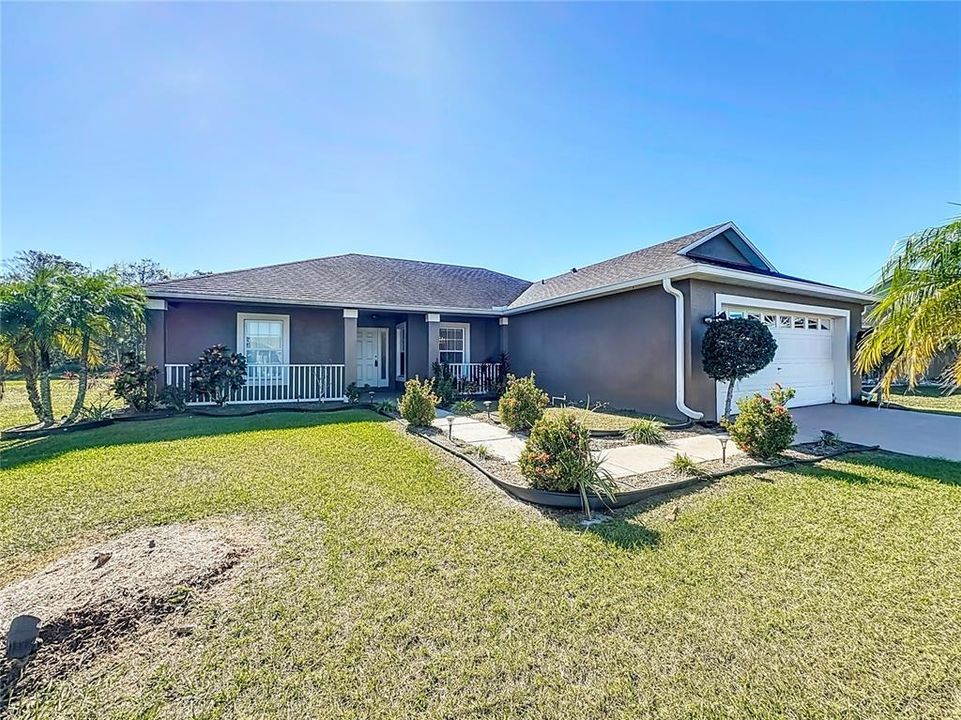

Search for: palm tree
xmin=0 ymin=268 xmax=71 ymax=424
xmin=60 ymin=272 xmax=145 ymax=421
xmin=856 ymin=217 xmax=961 ymax=394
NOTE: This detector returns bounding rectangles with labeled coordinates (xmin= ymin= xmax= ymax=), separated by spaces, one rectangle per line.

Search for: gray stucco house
xmin=144 ymin=222 xmax=874 ymax=422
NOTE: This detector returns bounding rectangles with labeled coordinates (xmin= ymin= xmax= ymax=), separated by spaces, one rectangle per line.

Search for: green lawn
xmin=543 ymin=406 xmax=675 ymax=430
xmin=0 ymin=378 xmax=114 ymax=429
xmin=878 ymin=385 xmax=961 ymax=416
xmin=1 ymin=383 xmax=960 ymax=718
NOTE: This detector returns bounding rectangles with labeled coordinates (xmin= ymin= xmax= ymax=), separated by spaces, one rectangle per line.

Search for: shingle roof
xmin=505 ymin=224 xmax=726 ymax=308
xmin=145 ymin=254 xmax=532 ymax=310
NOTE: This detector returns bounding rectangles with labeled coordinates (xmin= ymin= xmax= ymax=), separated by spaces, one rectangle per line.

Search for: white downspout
xmin=662 ymin=278 xmax=704 ymax=420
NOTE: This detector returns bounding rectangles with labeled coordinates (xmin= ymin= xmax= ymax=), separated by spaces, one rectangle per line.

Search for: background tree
xmin=856 ymin=217 xmax=961 ymax=394
xmin=702 ymin=317 xmax=778 ymax=420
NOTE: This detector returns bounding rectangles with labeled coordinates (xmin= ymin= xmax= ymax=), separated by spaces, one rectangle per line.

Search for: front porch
xmin=151 ymin=302 xmax=508 ymax=406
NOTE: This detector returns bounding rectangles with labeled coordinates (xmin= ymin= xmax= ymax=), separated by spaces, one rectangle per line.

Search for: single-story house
xmin=144 ymin=221 xmax=875 ymax=422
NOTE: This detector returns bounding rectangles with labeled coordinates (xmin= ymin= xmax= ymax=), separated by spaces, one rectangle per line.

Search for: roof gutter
xmin=661 ymin=278 xmax=704 ymax=421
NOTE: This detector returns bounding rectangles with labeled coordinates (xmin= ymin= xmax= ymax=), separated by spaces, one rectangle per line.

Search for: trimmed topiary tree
xmin=398 ymin=377 xmax=438 ymax=427
xmin=702 ymin=317 xmax=778 ymax=420
xmin=189 ymin=344 xmax=247 ymax=406
xmin=725 ymin=384 xmax=797 ymax=458
xmin=498 ymin=372 xmax=549 ymax=432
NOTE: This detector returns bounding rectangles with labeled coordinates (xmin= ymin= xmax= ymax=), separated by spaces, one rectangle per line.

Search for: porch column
xmin=499 ymin=317 xmax=509 ymax=355
xmin=426 ymin=313 xmax=440 ymax=370
xmin=145 ymin=299 xmax=167 ymax=386
xmin=343 ymin=309 xmax=358 ymax=387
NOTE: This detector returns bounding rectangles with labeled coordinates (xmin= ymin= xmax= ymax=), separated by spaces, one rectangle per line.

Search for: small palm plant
xmin=670 ymin=453 xmax=702 ymax=476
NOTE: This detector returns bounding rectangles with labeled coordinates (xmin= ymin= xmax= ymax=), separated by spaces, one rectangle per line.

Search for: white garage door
xmin=717 ymin=305 xmax=837 ymax=413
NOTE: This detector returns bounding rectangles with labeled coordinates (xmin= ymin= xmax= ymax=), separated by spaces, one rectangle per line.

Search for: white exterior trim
xmin=676 ymin=221 xmax=777 ymax=272
xmin=395 ymin=322 xmax=407 ymax=381
xmin=661 ymin=278 xmax=704 ymax=420
xmin=342 ymin=308 xmax=358 ymax=319
xmin=498 ymin=317 xmax=509 ymax=326
xmin=236 ymin=312 xmax=290 ymax=364
xmin=425 ymin=313 xmax=441 ymax=323
xmin=145 ymin=298 xmax=167 ymax=311
xmin=714 ymin=293 xmax=852 ymax=419
xmin=438 ymin=322 xmax=471 ymax=364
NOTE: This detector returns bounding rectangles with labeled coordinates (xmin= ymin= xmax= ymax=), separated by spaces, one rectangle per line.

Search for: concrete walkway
xmin=793 ymin=404 xmax=961 ymax=461
xmin=432 ymin=412 xmax=741 ymax=476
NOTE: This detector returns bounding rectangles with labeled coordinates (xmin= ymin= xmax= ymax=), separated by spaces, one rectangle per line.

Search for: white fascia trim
xmin=502 ymin=264 xmax=875 ymax=315
xmin=145 ymin=290 xmax=501 ymax=317
xmin=676 ymin=221 xmax=778 ymax=273
xmin=661 ymin=278 xmax=703 ymax=420
xmin=145 ymin=298 xmax=167 ymax=311
xmin=714 ymin=293 xmax=853 ymax=413
xmin=342 ymin=308 xmax=358 ymax=319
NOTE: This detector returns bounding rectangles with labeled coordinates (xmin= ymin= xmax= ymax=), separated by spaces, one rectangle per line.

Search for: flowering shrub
xmin=519 ymin=412 xmax=613 ymax=499
xmin=398 ymin=377 xmax=438 ymax=427
xmin=498 ymin=373 xmax=548 ymax=432
xmin=724 ymin=384 xmax=797 ymax=458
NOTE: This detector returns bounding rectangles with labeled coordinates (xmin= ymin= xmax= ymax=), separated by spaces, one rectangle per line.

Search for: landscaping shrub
xmin=431 ymin=361 xmax=456 ymax=408
xmin=345 ymin=383 xmax=361 ymax=404
xmin=624 ymin=418 xmax=665 ymax=444
xmin=113 ymin=352 xmax=159 ymax=412
xmin=670 ymin=453 xmax=701 ymax=476
xmin=398 ymin=377 xmax=438 ymax=427
xmin=702 ymin=317 xmax=777 ymax=419
xmin=452 ymin=399 xmax=476 ymax=415
xmin=724 ymin=384 xmax=798 ymax=459
xmin=189 ymin=345 xmax=247 ymax=406
xmin=157 ymin=385 xmax=189 ymax=413
xmin=499 ymin=373 xmax=548 ymax=432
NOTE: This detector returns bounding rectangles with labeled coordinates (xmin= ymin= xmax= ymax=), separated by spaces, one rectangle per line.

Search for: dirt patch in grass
xmin=0 ymin=518 xmax=263 ymax=701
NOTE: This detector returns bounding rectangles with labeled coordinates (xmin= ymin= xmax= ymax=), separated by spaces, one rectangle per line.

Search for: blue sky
xmin=3 ymin=2 xmax=958 ymax=290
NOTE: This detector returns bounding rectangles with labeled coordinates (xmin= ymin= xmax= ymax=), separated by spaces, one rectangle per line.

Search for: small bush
xmin=724 ymin=384 xmax=797 ymax=459
xmin=452 ymin=399 xmax=476 ymax=415
xmin=519 ymin=413 xmax=616 ymax=515
xmin=375 ymin=400 xmax=397 ymax=415
xmin=431 ymin=361 xmax=456 ymax=407
xmin=345 ymin=383 xmax=361 ymax=404
xmin=113 ymin=352 xmax=159 ymax=412
xmin=624 ymin=418 xmax=665 ymax=444
xmin=499 ymin=373 xmax=549 ymax=432
xmin=702 ymin=317 xmax=778 ymax=419
xmin=398 ymin=377 xmax=438 ymax=427
xmin=189 ymin=345 xmax=247 ymax=406
xmin=670 ymin=453 xmax=701 ymax=476
xmin=80 ymin=392 xmax=115 ymax=421
xmin=158 ymin=385 xmax=189 ymax=413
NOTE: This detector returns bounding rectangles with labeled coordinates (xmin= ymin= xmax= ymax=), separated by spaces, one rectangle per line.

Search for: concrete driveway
xmin=792 ymin=404 xmax=961 ymax=461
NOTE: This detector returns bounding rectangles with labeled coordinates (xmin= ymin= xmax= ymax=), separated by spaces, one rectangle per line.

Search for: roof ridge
xmin=528 ymin=222 xmax=727 ymax=284
xmin=145 ymin=252 xmax=529 ymax=288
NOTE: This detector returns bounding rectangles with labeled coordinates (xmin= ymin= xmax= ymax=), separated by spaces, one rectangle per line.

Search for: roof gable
xmin=676 ymin=223 xmax=776 ymax=272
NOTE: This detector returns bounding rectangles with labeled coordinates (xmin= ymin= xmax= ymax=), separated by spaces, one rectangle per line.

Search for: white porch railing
xmin=165 ymin=364 xmax=346 ymax=405
xmin=443 ymin=363 xmax=501 ymax=395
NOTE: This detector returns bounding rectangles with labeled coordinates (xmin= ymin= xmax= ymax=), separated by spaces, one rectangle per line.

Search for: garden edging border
xmin=388 ymin=407 xmax=882 ymax=512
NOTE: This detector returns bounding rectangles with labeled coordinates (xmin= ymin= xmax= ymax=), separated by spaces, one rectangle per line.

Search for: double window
xmin=438 ymin=322 xmax=470 ymax=365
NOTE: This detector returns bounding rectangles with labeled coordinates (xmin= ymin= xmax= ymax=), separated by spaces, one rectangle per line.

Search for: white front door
xmin=357 ymin=328 xmax=388 ymax=387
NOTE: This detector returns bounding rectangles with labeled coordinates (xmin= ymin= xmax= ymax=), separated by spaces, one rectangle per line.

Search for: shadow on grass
xmin=0 ymin=409 xmax=387 ymax=471
xmin=790 ymin=450 xmax=961 ymax=488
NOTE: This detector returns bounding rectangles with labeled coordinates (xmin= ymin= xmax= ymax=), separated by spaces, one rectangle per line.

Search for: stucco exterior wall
xmin=508 ymin=286 xmax=680 ymax=418
xmin=681 ymin=279 xmax=866 ymax=421
xmin=164 ymin=301 xmax=344 ymax=366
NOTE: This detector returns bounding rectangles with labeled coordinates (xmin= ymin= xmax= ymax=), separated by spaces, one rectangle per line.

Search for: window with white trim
xmin=438 ymin=323 xmax=470 ymax=365
xmin=237 ymin=313 xmax=289 ymax=365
